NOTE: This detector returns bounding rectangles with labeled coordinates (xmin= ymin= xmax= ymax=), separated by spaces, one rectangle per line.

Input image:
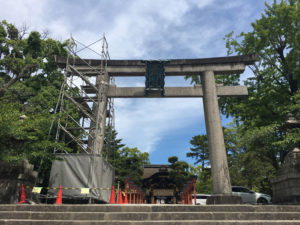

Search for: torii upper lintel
xmin=55 ymin=54 xmax=256 ymax=76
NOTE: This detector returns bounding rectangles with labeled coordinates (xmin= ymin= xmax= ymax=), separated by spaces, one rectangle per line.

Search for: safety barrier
xmin=108 ymin=178 xmax=146 ymax=204
xmin=16 ymin=183 xmax=113 ymax=204
xmin=18 ymin=184 xmax=63 ymax=204
xmin=125 ymin=178 xmax=146 ymax=204
xmin=22 ymin=185 xmax=112 ymax=193
xmin=17 ymin=180 xmax=146 ymax=204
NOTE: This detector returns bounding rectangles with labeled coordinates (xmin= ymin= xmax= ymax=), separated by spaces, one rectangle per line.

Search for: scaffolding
xmin=54 ymin=34 xmax=115 ymax=155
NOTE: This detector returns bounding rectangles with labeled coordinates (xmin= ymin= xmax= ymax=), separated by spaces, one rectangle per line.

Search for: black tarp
xmin=48 ymin=154 xmax=114 ymax=202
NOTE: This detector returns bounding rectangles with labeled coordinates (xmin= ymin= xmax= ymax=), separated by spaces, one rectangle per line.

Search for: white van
xmin=192 ymin=194 xmax=211 ymax=205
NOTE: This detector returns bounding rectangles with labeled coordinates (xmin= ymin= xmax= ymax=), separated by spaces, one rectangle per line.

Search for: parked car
xmin=232 ymin=186 xmax=271 ymax=204
xmin=192 ymin=194 xmax=211 ymax=205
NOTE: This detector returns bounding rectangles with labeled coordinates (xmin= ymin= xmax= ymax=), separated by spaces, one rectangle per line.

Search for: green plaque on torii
xmin=142 ymin=60 xmax=169 ymax=96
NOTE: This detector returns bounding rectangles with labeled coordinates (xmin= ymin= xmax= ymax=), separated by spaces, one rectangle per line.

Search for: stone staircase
xmin=1 ymin=204 xmax=300 ymax=224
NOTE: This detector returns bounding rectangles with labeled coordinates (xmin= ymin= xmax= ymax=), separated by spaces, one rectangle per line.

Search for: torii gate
xmin=56 ymin=54 xmax=256 ymax=204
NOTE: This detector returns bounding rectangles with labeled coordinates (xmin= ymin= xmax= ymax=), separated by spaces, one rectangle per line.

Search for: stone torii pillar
xmin=201 ymin=71 xmax=241 ymax=204
xmin=88 ymin=71 xmax=109 ymax=154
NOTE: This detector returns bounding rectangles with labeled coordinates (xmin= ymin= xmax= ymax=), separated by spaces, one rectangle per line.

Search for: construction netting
xmin=48 ymin=154 xmax=114 ymax=203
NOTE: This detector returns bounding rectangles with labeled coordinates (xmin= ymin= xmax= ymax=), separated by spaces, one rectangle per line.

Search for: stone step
xmin=1 ymin=205 xmax=300 ymax=212
xmin=1 ymin=205 xmax=300 ymax=225
xmin=1 ymin=220 xmax=300 ymax=225
xmin=1 ymin=211 xmax=300 ymax=221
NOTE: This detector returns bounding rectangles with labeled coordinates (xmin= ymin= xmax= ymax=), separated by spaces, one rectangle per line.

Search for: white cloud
xmin=0 ymin=0 xmax=47 ymax=31
xmin=106 ymin=0 xmax=215 ymax=59
xmin=0 ymin=0 xmax=270 ymax=162
xmin=190 ymin=0 xmax=214 ymax=8
xmin=115 ymin=98 xmax=203 ymax=152
xmin=47 ymin=19 xmax=72 ymax=41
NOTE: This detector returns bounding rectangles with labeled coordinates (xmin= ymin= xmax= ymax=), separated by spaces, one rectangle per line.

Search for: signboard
xmin=142 ymin=60 xmax=169 ymax=96
xmin=153 ymin=189 xmax=174 ymax=196
xmin=81 ymin=188 xmax=90 ymax=194
xmin=32 ymin=187 xmax=42 ymax=194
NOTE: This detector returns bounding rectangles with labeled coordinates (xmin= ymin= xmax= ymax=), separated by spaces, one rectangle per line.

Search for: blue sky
xmin=0 ymin=0 xmax=273 ymax=165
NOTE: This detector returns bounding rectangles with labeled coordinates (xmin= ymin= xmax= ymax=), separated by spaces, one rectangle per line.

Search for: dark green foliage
xmin=25 ymin=31 xmax=41 ymax=58
xmin=168 ymin=156 xmax=178 ymax=164
xmin=115 ymin=147 xmax=150 ymax=187
xmin=225 ymin=124 xmax=275 ymax=194
xmin=168 ymin=156 xmax=191 ymax=190
xmin=102 ymin=126 xmax=125 ymax=165
xmin=102 ymin=127 xmax=151 ymax=188
xmin=186 ymin=135 xmax=209 ymax=168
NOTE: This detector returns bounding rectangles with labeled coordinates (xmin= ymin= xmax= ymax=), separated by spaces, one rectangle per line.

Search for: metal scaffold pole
xmin=53 ymin=34 xmax=114 ymax=155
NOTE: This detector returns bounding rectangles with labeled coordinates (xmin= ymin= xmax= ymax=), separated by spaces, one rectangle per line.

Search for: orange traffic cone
xmin=118 ymin=188 xmax=123 ymax=204
xmin=109 ymin=186 xmax=115 ymax=204
xmin=55 ymin=185 xmax=62 ymax=204
xmin=124 ymin=186 xmax=128 ymax=204
xmin=18 ymin=184 xmax=26 ymax=204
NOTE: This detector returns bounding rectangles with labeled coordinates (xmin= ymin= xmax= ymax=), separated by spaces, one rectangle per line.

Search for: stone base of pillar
xmin=173 ymin=197 xmax=177 ymax=204
xmin=151 ymin=196 xmax=155 ymax=204
xmin=206 ymin=195 xmax=242 ymax=205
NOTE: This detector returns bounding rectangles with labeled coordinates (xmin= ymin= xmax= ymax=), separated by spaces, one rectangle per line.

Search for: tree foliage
xmin=168 ymin=156 xmax=191 ymax=190
xmin=186 ymin=135 xmax=209 ymax=168
xmin=115 ymin=147 xmax=150 ymax=187
xmin=102 ymin=127 xmax=150 ymax=187
xmin=0 ymin=20 xmax=70 ymax=183
xmin=187 ymin=125 xmax=276 ymax=194
xmin=189 ymin=164 xmax=212 ymax=194
xmin=102 ymin=127 xmax=125 ymax=165
xmin=223 ymin=0 xmax=300 ymax=169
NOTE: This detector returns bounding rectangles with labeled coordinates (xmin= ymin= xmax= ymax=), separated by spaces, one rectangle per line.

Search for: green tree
xmin=102 ymin=127 xmax=151 ymax=188
xmin=186 ymin=135 xmax=209 ymax=168
xmin=225 ymin=124 xmax=275 ymax=194
xmin=0 ymin=20 xmax=71 ymax=184
xmin=168 ymin=156 xmax=191 ymax=190
xmin=114 ymin=147 xmax=150 ymax=187
xmin=222 ymin=0 xmax=300 ymax=170
xmin=102 ymin=126 xmax=125 ymax=165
